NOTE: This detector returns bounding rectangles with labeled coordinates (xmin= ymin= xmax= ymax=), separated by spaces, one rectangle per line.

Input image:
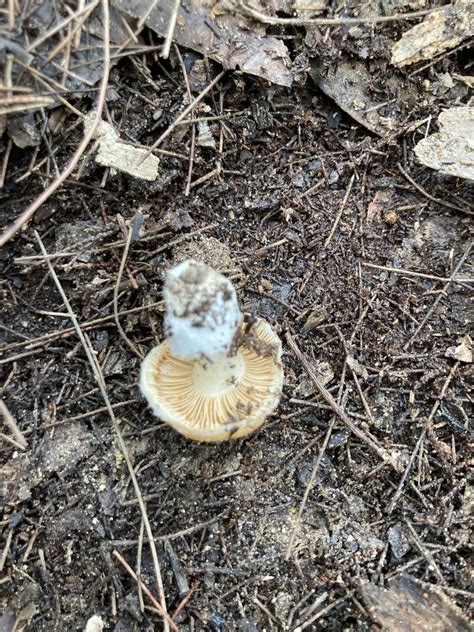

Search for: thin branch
xmin=387 ymin=361 xmax=459 ymax=514
xmin=285 ymin=418 xmax=335 ymax=560
xmin=404 ymin=519 xmax=447 ymax=585
xmin=1 ymin=301 xmax=163 ymax=359
xmin=397 ymin=163 xmax=472 ymax=215
xmin=404 ymin=244 xmax=472 ymax=349
xmin=362 ymin=262 xmax=473 ymax=284
xmin=27 ymin=0 xmax=100 ymax=52
xmin=174 ymin=43 xmax=196 ymax=197
xmin=324 ymin=173 xmax=355 ymax=247
xmin=113 ymin=550 xmax=178 ymax=631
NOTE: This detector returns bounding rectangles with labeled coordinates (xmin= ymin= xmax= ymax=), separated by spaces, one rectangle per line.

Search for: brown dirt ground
xmin=1 ymin=5 xmax=473 ymax=632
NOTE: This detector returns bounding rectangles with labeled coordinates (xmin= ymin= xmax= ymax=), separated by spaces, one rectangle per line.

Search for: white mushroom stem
xmin=164 ymin=260 xmax=242 ymax=361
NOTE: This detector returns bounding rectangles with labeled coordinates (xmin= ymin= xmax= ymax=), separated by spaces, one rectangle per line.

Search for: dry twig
xmin=387 ymin=361 xmax=459 ymax=514
xmin=404 ymin=244 xmax=472 ymax=349
xmin=113 ymin=550 xmax=178 ymax=631
xmin=324 ymin=173 xmax=355 ymax=247
xmin=239 ymin=1 xmax=432 ymax=26
xmin=362 ymin=262 xmax=473 ymax=285
xmin=174 ymin=43 xmax=196 ymax=197
xmin=0 ymin=398 xmax=27 ymax=449
xmin=113 ymin=224 xmax=144 ymax=359
xmin=285 ymin=418 xmax=335 ymax=560
xmin=162 ymin=0 xmax=180 ymax=58
xmin=397 ymin=163 xmax=472 ymax=215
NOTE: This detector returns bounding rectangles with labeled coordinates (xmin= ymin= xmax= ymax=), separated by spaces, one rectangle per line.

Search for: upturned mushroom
xmin=140 ymin=260 xmax=283 ymax=441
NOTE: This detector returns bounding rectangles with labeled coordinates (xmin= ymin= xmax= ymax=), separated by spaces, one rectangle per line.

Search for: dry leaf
xmin=347 ymin=355 xmax=369 ymax=380
xmin=112 ymin=0 xmax=293 ymax=87
xmin=445 ymin=335 xmax=472 ymax=363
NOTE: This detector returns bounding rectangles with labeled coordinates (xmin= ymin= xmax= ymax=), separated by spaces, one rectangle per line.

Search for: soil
xmin=1 ymin=3 xmax=473 ymax=631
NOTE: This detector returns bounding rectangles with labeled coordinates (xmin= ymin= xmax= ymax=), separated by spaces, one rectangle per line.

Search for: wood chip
xmin=391 ymin=0 xmax=474 ymax=67
xmin=414 ymin=106 xmax=474 ymax=181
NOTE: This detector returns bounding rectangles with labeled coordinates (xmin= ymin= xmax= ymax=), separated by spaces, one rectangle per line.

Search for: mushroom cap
xmin=140 ymin=318 xmax=284 ymax=442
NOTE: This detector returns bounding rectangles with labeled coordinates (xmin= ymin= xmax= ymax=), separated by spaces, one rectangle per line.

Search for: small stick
xmin=386 ymin=429 xmax=426 ymax=515
xmin=109 ymin=509 xmax=230 ymax=545
xmin=165 ymin=540 xmax=190 ymax=598
xmin=0 ymin=301 xmax=163 ymax=358
xmin=397 ymin=163 xmax=471 ymax=215
xmin=0 ymin=399 xmax=27 ymax=449
xmin=16 ymin=61 xmax=85 ymax=117
xmin=253 ymin=595 xmax=278 ymax=624
xmin=35 ymin=229 xmax=169 ymax=627
xmin=0 ymin=432 xmax=27 ymax=450
xmin=324 ymin=173 xmax=355 ymax=247
xmin=136 ymin=518 xmax=145 ymax=613
xmin=162 ymin=0 xmax=180 ymax=59
xmin=295 ymin=597 xmax=346 ymax=631
xmin=75 ymin=0 xmax=85 ymax=48
xmin=387 ymin=362 xmax=459 ymax=514
xmin=294 ymin=592 xmax=328 ymax=629
xmin=23 ymin=399 xmax=140 ymax=435
xmin=113 ymin=550 xmax=178 ymax=631
xmin=0 ymin=138 xmax=12 ymax=189
xmin=174 ymin=43 xmax=196 ymax=197
xmin=189 ymin=165 xmax=221 ymax=190
xmin=7 ymin=0 xmax=15 ymax=30
xmin=140 ymin=70 xmax=225 ymax=163
xmin=286 ymin=333 xmax=402 ymax=472
xmin=404 ymin=519 xmax=447 ymax=585
xmin=113 ymin=224 xmax=144 ymax=359
xmin=44 ymin=2 xmax=96 ymax=63
xmin=0 ymin=529 xmax=13 ymax=572
xmin=350 ymin=369 xmax=375 ymax=426
xmin=362 ymin=261 xmax=473 ymax=284
xmin=172 ymin=584 xmax=196 ymax=619
xmin=27 ymin=0 xmax=100 ymax=51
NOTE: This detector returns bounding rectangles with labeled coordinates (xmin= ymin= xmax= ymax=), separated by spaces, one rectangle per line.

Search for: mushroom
xmin=140 ymin=260 xmax=283 ymax=441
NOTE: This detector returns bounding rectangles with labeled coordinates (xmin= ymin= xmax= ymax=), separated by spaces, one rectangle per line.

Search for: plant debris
xmin=112 ymin=0 xmax=294 ymax=86
xmin=414 ymin=106 xmax=474 ymax=181
xmin=310 ymin=60 xmax=409 ymax=137
xmin=84 ymin=113 xmax=160 ymax=181
xmin=360 ymin=576 xmax=473 ymax=631
xmin=445 ymin=335 xmax=472 ymax=363
xmin=391 ymin=0 xmax=474 ymax=67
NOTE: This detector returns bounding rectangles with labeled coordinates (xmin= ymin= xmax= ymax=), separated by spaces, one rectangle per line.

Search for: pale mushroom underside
xmin=140 ymin=320 xmax=283 ymax=441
